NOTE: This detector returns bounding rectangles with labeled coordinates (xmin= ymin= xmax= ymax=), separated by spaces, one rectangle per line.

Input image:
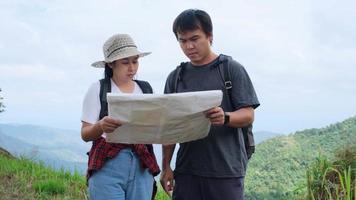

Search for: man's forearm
xmin=162 ymin=144 xmax=176 ymax=169
xmin=226 ymin=107 xmax=254 ymax=128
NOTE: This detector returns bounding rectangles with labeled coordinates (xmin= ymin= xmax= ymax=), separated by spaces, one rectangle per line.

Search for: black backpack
xmin=98 ymin=78 xmax=155 ymax=154
xmin=98 ymin=78 xmax=158 ymax=200
xmin=172 ymin=55 xmax=255 ymax=159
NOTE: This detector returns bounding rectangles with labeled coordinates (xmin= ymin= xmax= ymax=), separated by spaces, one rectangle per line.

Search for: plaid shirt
xmin=87 ymin=137 xmax=160 ymax=181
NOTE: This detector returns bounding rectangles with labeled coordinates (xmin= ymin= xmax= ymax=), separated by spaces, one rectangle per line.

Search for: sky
xmin=0 ymin=0 xmax=355 ymax=134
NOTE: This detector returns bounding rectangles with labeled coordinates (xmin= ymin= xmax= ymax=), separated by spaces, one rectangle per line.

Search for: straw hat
xmin=91 ymin=34 xmax=151 ymax=68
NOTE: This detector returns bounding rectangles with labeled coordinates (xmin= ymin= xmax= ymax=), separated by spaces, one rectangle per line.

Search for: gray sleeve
xmin=229 ymin=60 xmax=260 ymax=110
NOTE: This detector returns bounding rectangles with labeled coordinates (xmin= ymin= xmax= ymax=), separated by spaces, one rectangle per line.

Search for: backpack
xmin=172 ymin=55 xmax=255 ymax=159
xmin=98 ymin=78 xmax=157 ymax=200
xmin=98 ymin=77 xmax=155 ymax=154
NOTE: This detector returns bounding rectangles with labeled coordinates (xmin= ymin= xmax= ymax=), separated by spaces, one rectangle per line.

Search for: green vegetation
xmin=304 ymin=145 xmax=355 ymax=200
xmin=155 ymin=185 xmax=171 ymax=200
xmin=0 ymin=153 xmax=87 ymax=200
xmin=245 ymin=116 xmax=356 ymax=199
xmin=1 ymin=115 xmax=355 ymax=199
xmin=0 ymin=149 xmax=170 ymax=200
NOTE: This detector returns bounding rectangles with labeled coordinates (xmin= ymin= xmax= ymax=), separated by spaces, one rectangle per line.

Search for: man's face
xmin=177 ymin=28 xmax=212 ymax=65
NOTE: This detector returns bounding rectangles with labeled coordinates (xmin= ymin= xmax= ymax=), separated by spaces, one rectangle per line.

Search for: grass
xmin=1 ymin=148 xmax=354 ymax=200
xmin=0 ymin=153 xmax=171 ymax=200
xmin=0 ymin=154 xmax=87 ymax=200
xmin=155 ymin=184 xmax=171 ymax=200
xmin=304 ymin=145 xmax=356 ymax=200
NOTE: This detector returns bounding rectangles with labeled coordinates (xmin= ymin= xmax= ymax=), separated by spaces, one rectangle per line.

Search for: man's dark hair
xmin=173 ymin=9 xmax=213 ymax=39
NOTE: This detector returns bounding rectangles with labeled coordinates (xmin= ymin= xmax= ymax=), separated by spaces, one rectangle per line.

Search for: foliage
xmin=33 ymin=180 xmax=66 ymax=196
xmin=156 ymin=185 xmax=171 ymax=200
xmin=0 ymin=154 xmax=87 ymax=200
xmin=304 ymin=145 xmax=356 ymax=200
xmin=1 ymin=115 xmax=355 ymax=199
xmin=245 ymin=116 xmax=356 ymax=199
xmin=0 ymin=151 xmax=170 ymax=199
xmin=0 ymin=88 xmax=4 ymax=113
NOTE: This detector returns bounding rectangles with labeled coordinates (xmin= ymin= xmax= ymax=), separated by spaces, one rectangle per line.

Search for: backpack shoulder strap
xmin=217 ymin=54 xmax=234 ymax=108
xmin=173 ymin=62 xmax=187 ymax=93
xmin=134 ymin=80 xmax=153 ymax=94
xmin=217 ymin=55 xmax=255 ymax=159
xmin=99 ymin=78 xmax=111 ymax=120
xmin=100 ymin=79 xmax=155 ymax=153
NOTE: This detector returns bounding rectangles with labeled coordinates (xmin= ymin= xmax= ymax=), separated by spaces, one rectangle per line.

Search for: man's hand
xmin=99 ymin=116 xmax=122 ymax=133
xmin=204 ymin=106 xmax=225 ymax=125
xmin=160 ymin=166 xmax=174 ymax=197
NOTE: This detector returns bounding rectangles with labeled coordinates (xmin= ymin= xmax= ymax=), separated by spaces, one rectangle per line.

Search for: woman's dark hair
xmin=173 ymin=9 xmax=213 ymax=39
xmin=104 ymin=63 xmax=113 ymax=79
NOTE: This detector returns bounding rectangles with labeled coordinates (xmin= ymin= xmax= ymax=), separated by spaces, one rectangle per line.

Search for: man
xmin=160 ymin=9 xmax=260 ymax=200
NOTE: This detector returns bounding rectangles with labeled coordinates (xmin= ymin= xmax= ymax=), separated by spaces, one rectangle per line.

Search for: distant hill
xmin=254 ymin=130 xmax=281 ymax=144
xmin=0 ymin=124 xmax=90 ymax=174
xmin=0 ymin=123 xmax=279 ymax=175
xmin=2 ymin=116 xmax=354 ymax=199
xmin=245 ymin=115 xmax=356 ymax=200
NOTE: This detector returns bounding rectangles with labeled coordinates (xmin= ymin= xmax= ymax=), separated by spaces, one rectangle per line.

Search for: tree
xmin=0 ymin=88 xmax=5 ymax=113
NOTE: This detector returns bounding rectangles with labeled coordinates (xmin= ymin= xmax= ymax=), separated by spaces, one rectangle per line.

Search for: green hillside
xmin=245 ymin=116 xmax=356 ymax=199
xmin=0 ymin=147 xmax=170 ymax=200
xmin=0 ymin=147 xmax=87 ymax=200
xmin=1 ymin=116 xmax=355 ymax=199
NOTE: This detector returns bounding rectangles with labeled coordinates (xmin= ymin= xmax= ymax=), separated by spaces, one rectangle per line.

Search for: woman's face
xmin=109 ymin=55 xmax=139 ymax=81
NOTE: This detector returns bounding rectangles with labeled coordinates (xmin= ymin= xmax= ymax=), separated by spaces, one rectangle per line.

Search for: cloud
xmin=0 ymin=0 xmax=355 ymax=133
xmin=0 ymin=64 xmax=68 ymax=81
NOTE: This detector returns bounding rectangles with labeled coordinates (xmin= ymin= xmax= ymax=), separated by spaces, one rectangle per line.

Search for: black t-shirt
xmin=164 ymin=55 xmax=260 ymax=177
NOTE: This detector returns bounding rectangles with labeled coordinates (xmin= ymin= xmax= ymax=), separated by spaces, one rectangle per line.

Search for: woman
xmin=81 ymin=33 xmax=160 ymax=200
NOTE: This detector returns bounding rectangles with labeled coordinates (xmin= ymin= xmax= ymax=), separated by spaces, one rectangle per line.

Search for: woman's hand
xmin=99 ymin=116 xmax=122 ymax=133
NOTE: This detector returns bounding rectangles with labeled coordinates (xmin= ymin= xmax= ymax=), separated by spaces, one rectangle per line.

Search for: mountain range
xmin=0 ymin=124 xmax=90 ymax=174
xmin=0 ymin=123 xmax=279 ymax=174
xmin=1 ymin=116 xmax=355 ymax=199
